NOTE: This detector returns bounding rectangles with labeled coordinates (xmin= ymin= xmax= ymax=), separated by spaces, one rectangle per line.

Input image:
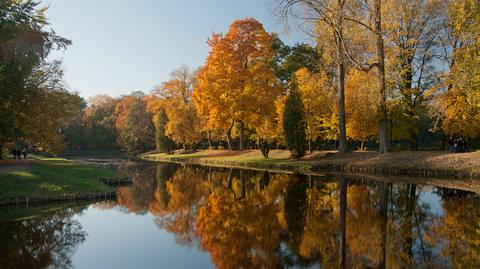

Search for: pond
xmin=1 ymin=162 xmax=479 ymax=268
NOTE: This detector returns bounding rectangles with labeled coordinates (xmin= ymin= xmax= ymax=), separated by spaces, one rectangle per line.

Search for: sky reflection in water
xmin=1 ymin=162 xmax=479 ymax=269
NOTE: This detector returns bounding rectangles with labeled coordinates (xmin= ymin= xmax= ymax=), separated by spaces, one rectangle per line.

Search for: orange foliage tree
xmin=114 ymin=92 xmax=155 ymax=151
xmin=193 ymin=18 xmax=281 ymax=150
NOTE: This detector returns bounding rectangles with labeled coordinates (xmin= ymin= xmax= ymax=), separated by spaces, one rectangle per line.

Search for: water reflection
xmin=0 ymin=207 xmax=87 ymax=269
xmin=1 ymin=162 xmax=480 ymax=268
xmin=114 ymin=163 xmax=480 ymax=268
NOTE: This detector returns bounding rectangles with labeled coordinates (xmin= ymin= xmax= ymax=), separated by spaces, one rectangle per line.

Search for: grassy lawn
xmin=142 ymin=149 xmax=480 ymax=176
xmin=0 ymin=155 xmax=116 ymax=199
xmin=59 ymin=149 xmax=129 ymax=159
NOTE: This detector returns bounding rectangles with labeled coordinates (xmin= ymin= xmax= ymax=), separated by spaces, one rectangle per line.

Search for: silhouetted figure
xmin=22 ymin=148 xmax=27 ymax=159
xmin=454 ymin=141 xmax=459 ymax=153
xmin=453 ymin=137 xmax=469 ymax=153
xmin=15 ymin=149 xmax=21 ymax=160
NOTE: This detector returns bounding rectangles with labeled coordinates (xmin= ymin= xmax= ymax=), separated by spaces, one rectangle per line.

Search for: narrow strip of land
xmin=141 ymin=149 xmax=480 ymax=179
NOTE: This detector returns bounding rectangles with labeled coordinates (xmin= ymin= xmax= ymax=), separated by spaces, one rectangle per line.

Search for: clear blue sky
xmin=44 ymin=0 xmax=308 ymax=99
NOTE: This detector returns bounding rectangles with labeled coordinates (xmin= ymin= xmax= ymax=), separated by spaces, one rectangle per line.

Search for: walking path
xmin=0 ymin=160 xmax=33 ymax=174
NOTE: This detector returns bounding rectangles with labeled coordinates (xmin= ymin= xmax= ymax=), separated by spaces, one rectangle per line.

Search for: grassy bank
xmin=59 ymin=149 xmax=133 ymax=160
xmin=0 ymin=156 xmax=117 ymax=200
xmin=141 ymin=149 xmax=480 ymax=179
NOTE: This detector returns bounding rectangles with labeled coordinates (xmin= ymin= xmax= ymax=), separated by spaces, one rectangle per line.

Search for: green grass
xmin=0 ymin=156 xmax=116 ymax=199
xmin=145 ymin=150 xmax=313 ymax=169
xmin=59 ymin=149 xmax=128 ymax=159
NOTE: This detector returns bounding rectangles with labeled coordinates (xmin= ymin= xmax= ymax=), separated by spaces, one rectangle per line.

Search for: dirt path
xmin=0 ymin=160 xmax=33 ymax=174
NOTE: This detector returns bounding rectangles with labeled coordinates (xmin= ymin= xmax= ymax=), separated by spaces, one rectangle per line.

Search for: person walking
xmin=15 ymin=149 xmax=21 ymax=160
xmin=22 ymin=148 xmax=27 ymax=159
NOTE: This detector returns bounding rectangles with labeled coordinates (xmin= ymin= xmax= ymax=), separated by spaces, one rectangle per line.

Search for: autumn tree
xmin=295 ymin=68 xmax=335 ymax=152
xmin=383 ymin=0 xmax=447 ymax=149
xmin=193 ymin=18 xmax=281 ymax=150
xmin=150 ymin=66 xmax=202 ymax=150
xmin=345 ymin=69 xmax=378 ymax=149
xmin=276 ymin=0 xmax=350 ymax=153
xmin=270 ymin=40 xmax=327 ymax=152
xmin=278 ymin=0 xmax=394 ymax=153
xmin=20 ymin=60 xmax=85 ymax=152
xmin=0 ymin=0 xmax=72 ymax=156
xmin=437 ymin=0 xmax=480 ymax=140
xmin=115 ymin=92 xmax=155 ymax=152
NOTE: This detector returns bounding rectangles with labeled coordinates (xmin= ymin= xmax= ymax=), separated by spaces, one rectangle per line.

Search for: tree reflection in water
xmin=115 ymin=163 xmax=480 ymax=269
xmin=0 ymin=207 xmax=87 ymax=269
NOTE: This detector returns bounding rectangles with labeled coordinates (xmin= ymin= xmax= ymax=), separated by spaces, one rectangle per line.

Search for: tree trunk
xmin=207 ymin=131 xmax=212 ymax=149
xmin=374 ymin=0 xmax=389 ymax=154
xmin=182 ymin=143 xmax=186 ymax=151
xmin=339 ymin=176 xmax=348 ymax=269
xmin=226 ymin=168 xmax=233 ymax=189
xmin=240 ymin=170 xmax=246 ymax=199
xmin=336 ymin=0 xmax=348 ymax=154
xmin=409 ymin=131 xmax=418 ymax=150
xmin=308 ymin=139 xmax=312 ymax=154
xmin=389 ymin=116 xmax=394 ymax=151
xmin=0 ymin=142 xmax=4 ymax=160
xmin=360 ymin=141 xmax=364 ymax=151
xmin=401 ymin=184 xmax=417 ymax=259
xmin=378 ymin=182 xmax=389 ymax=269
xmin=239 ymin=121 xmax=245 ymax=151
xmin=226 ymin=131 xmax=232 ymax=150
xmin=226 ymin=120 xmax=234 ymax=150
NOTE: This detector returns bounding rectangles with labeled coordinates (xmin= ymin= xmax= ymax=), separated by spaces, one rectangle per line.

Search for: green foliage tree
xmin=83 ymin=95 xmax=118 ymax=149
xmin=154 ymin=107 xmax=175 ymax=153
xmin=272 ymin=37 xmax=321 ymax=85
xmin=283 ymin=82 xmax=307 ymax=159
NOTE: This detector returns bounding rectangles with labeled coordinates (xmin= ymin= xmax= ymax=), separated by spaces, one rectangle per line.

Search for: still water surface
xmin=1 ymin=162 xmax=479 ymax=268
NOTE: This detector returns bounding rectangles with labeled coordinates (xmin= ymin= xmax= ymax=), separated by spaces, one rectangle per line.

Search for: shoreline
xmin=140 ymin=149 xmax=480 ymax=180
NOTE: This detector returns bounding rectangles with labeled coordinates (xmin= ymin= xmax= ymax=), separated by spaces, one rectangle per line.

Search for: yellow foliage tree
xmin=295 ymin=68 xmax=335 ymax=152
xmin=149 ymin=66 xmax=203 ymax=150
xmin=438 ymin=0 xmax=480 ymax=139
xmin=345 ymin=69 xmax=378 ymax=150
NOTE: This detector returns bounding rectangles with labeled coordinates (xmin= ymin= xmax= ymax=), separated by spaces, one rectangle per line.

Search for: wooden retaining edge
xmin=325 ymin=171 xmax=480 ymax=194
xmin=310 ymin=164 xmax=478 ymax=180
xmin=0 ymin=191 xmax=117 ymax=206
xmin=99 ymin=177 xmax=132 ymax=186
xmin=141 ymin=155 xmax=479 ymax=180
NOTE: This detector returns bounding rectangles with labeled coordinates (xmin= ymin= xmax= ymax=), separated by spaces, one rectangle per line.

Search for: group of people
xmin=450 ymin=137 xmax=470 ymax=153
xmin=11 ymin=148 xmax=28 ymax=160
